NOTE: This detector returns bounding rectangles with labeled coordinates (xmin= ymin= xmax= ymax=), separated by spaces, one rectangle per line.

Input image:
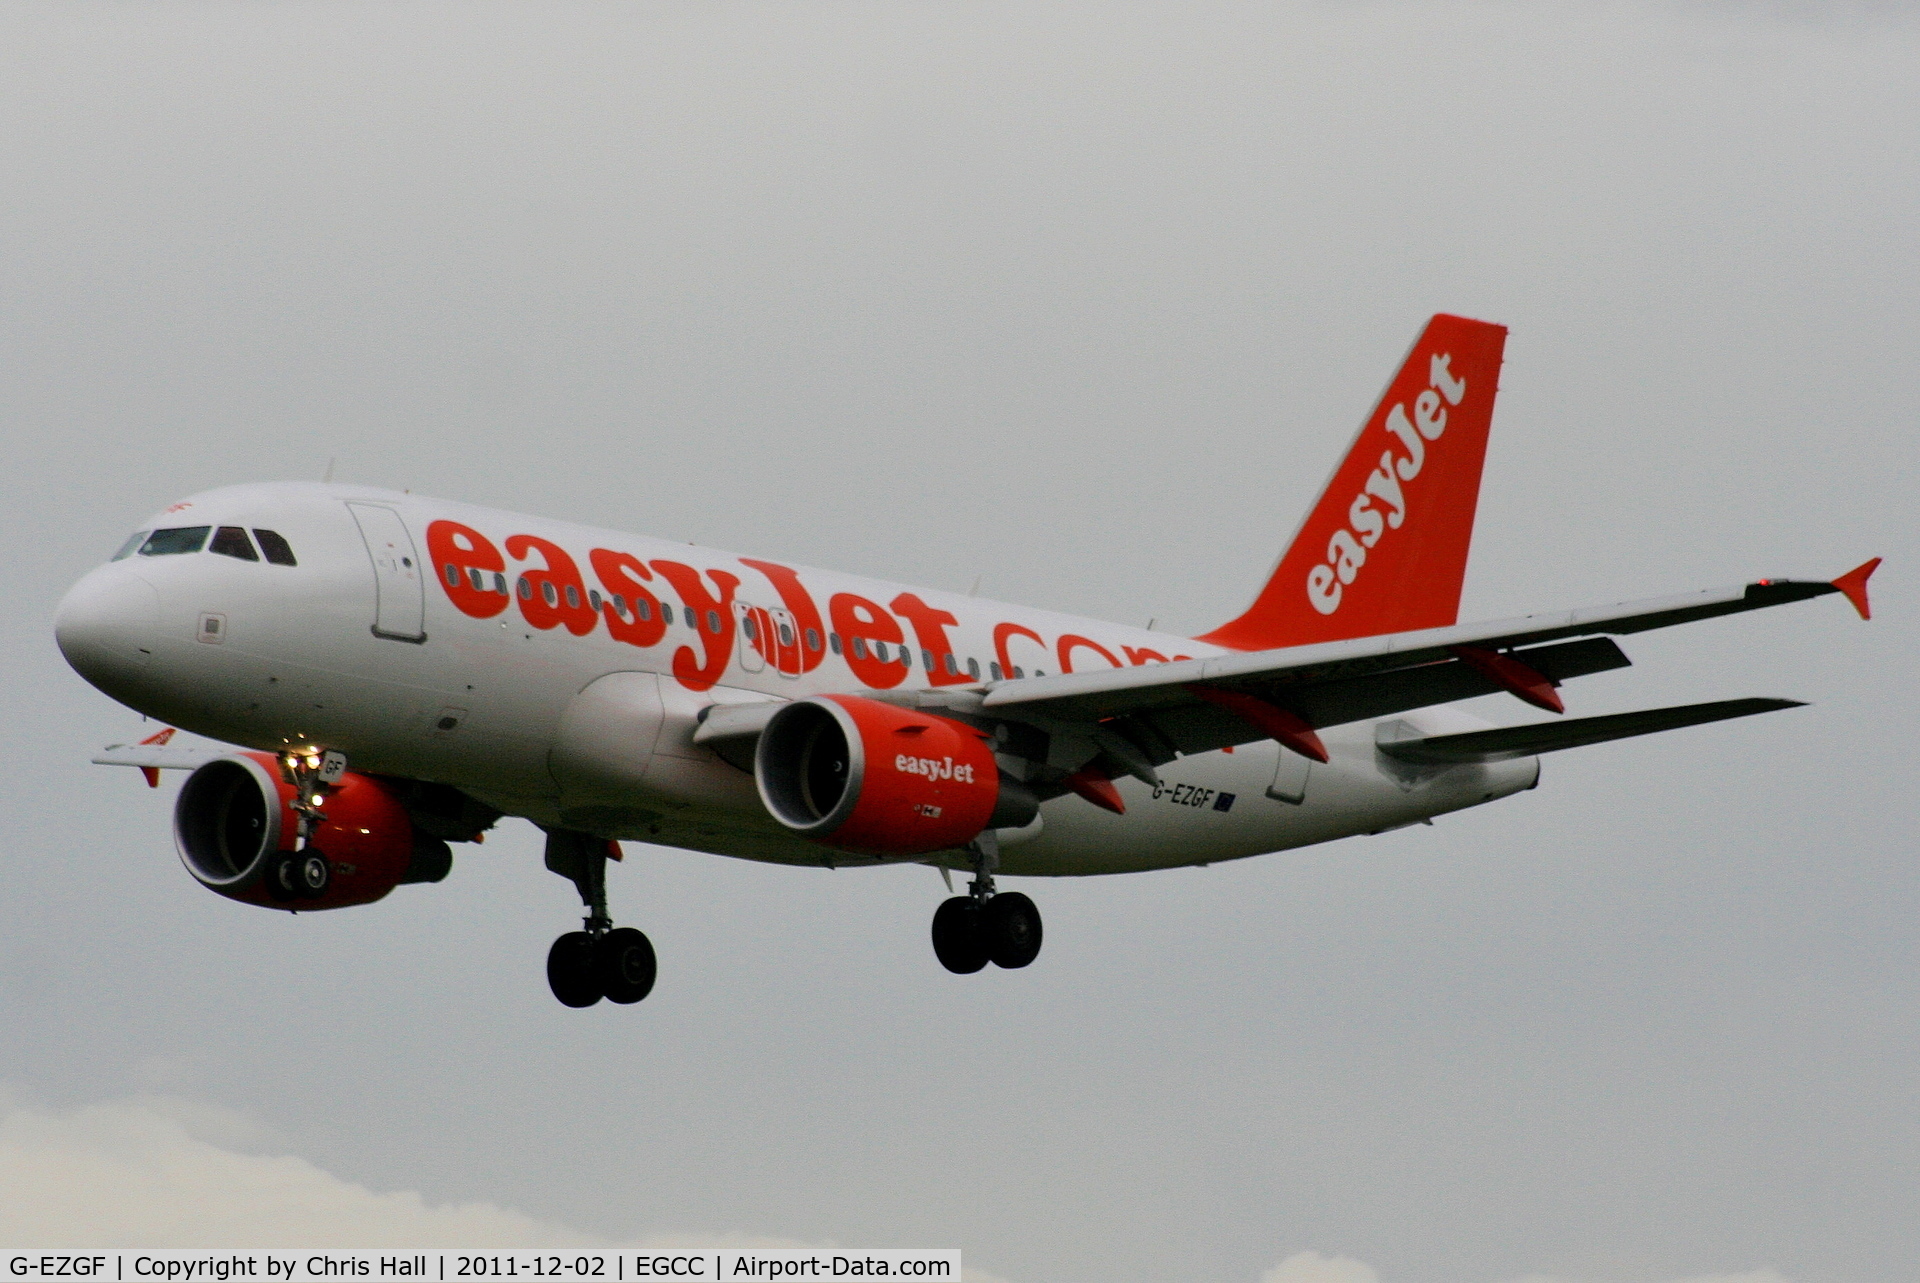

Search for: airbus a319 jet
xmin=55 ymin=315 xmax=1878 ymax=1007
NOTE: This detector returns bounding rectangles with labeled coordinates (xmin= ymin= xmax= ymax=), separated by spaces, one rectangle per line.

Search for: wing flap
xmin=1374 ymin=697 xmax=1805 ymax=765
xmin=1112 ymin=636 xmax=1633 ymax=762
xmin=1276 ymin=635 xmax=1630 ymax=729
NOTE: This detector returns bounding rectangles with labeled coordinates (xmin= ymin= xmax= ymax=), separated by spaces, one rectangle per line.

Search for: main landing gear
xmin=930 ymin=835 xmax=1043 ymax=974
xmin=543 ymin=830 xmax=656 ymax=1008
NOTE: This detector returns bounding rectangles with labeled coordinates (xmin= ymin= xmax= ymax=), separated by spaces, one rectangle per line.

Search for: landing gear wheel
xmin=296 ymin=851 xmax=332 ymax=899
xmin=546 ymin=931 xmax=604 ymax=1007
xmin=985 ymin=892 xmax=1042 ymax=969
xmin=265 ymin=853 xmax=300 ymax=902
xmin=596 ymin=927 xmax=657 ymax=1004
xmin=931 ymin=896 xmax=989 ymax=974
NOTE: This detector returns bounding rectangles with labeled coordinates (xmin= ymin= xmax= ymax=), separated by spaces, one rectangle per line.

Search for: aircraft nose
xmin=56 ymin=565 xmax=161 ymax=694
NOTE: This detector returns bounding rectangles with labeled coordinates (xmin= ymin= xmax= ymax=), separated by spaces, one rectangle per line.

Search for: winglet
xmin=137 ymin=727 xmax=175 ymax=789
xmin=1831 ymin=558 xmax=1880 ymax=620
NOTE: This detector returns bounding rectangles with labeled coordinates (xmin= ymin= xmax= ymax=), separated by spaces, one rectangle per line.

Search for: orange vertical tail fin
xmin=1197 ymin=313 xmax=1508 ymax=651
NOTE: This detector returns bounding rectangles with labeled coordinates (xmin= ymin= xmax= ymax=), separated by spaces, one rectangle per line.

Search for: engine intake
xmin=755 ymin=695 xmax=1035 ymax=856
xmin=174 ymin=752 xmax=450 ymax=909
xmin=175 ymin=755 xmax=292 ymax=888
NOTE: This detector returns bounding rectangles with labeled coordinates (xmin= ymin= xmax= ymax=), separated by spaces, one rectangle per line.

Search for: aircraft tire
xmin=296 ymin=851 xmax=332 ymax=899
xmin=547 ymin=931 xmax=604 ymax=1007
xmin=984 ymin=892 xmax=1042 ymax=969
xmin=931 ymin=897 xmax=989 ymax=974
xmin=264 ymin=853 xmax=301 ymax=902
xmin=596 ymin=927 xmax=657 ymax=1005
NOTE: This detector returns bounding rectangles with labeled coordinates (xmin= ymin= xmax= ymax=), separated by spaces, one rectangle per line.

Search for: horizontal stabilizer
xmin=1375 ymin=697 xmax=1805 ymax=765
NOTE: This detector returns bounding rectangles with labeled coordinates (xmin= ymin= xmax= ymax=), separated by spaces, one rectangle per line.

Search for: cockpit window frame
xmin=209 ymin=526 xmax=260 ymax=562
xmin=139 ymin=526 xmax=212 ymax=557
xmin=111 ymin=532 xmax=148 ymax=562
xmin=252 ymin=529 xmax=298 ymax=566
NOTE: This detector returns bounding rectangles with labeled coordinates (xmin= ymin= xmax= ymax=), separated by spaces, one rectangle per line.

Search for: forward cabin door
xmin=347 ymin=503 xmax=427 ymax=642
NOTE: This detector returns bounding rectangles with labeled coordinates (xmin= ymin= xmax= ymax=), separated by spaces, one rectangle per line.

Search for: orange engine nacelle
xmin=754 ymin=695 xmax=1036 ymax=856
xmin=172 ymin=753 xmax=451 ymax=910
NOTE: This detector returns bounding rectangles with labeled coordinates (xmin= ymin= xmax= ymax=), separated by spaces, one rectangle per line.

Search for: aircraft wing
xmin=92 ymin=743 xmax=225 ymax=771
xmin=975 ymin=565 xmax=1873 ymax=772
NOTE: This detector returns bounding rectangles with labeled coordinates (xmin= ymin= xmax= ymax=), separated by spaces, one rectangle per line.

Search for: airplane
xmin=54 ymin=313 xmax=1879 ymax=1008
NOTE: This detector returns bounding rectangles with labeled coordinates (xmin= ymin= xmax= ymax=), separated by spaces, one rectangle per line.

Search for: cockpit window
xmin=209 ymin=526 xmax=260 ymax=561
xmin=140 ymin=527 xmax=211 ymax=556
xmin=252 ymin=529 xmax=298 ymax=566
xmin=111 ymin=532 xmax=148 ymax=562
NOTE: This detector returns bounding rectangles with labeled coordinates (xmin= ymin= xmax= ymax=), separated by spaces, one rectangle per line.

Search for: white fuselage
xmin=56 ymin=482 xmax=1539 ymax=876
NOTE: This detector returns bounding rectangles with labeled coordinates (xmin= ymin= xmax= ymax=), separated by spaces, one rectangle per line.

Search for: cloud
xmin=0 ymin=1088 xmax=596 ymax=1247
xmin=0 ymin=1084 xmax=1798 ymax=1283
xmin=1262 ymin=1252 xmax=1381 ymax=1283
xmin=0 ymin=1089 xmax=1013 ymax=1282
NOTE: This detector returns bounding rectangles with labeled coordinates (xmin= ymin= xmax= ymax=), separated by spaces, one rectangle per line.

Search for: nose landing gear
xmin=263 ymin=748 xmax=345 ymax=904
xmin=544 ymin=830 xmax=657 ymax=1008
xmin=265 ymin=849 xmax=333 ymax=901
xmin=930 ymin=835 xmax=1043 ymax=974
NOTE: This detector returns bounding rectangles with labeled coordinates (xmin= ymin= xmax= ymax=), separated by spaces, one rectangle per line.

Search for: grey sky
xmin=1 ymin=2 xmax=1915 ymax=1281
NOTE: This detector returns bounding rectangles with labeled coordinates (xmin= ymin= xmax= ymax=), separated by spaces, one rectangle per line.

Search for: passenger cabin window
xmin=209 ymin=526 xmax=259 ymax=561
xmin=111 ymin=532 xmax=148 ymax=561
xmin=829 ymin=633 xmax=843 ymax=655
xmin=252 ymin=529 xmax=298 ymax=566
xmin=966 ymin=657 xmax=981 ymax=680
xmin=140 ymin=527 xmax=211 ymax=556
